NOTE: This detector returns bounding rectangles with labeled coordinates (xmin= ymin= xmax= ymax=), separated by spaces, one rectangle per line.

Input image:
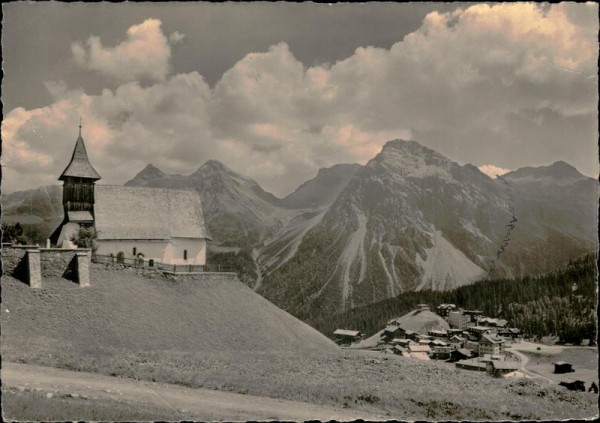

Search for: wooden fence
xmin=92 ymin=254 xmax=236 ymax=273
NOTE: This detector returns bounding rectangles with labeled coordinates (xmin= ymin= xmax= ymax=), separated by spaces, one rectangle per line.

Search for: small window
xmin=133 ymin=247 xmax=137 ymax=256
xmin=184 ymin=250 xmax=188 ymax=260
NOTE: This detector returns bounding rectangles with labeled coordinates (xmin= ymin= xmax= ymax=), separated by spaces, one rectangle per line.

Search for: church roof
xmin=94 ymin=186 xmax=211 ymax=241
xmin=59 ymin=134 xmax=101 ymax=181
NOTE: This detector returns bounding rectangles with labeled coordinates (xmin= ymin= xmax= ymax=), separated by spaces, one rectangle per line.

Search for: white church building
xmin=51 ymin=126 xmax=211 ymax=265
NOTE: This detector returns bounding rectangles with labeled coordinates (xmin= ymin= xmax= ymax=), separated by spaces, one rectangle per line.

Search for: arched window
xmin=184 ymin=249 xmax=188 ymax=260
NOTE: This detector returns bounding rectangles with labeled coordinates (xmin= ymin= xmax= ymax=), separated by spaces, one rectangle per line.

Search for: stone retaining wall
xmin=1 ymin=247 xmax=91 ymax=288
xmin=1 ymin=247 xmax=27 ymax=275
xmin=40 ymin=249 xmax=77 ymax=279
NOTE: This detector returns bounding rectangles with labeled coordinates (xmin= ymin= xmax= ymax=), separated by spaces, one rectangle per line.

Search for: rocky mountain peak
xmin=124 ymin=164 xmax=166 ymax=186
xmin=367 ymin=139 xmax=455 ymax=179
xmin=504 ymin=160 xmax=587 ymax=185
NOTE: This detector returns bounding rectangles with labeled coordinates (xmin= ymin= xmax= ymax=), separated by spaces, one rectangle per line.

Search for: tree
xmin=1 ymin=223 xmax=28 ymax=244
xmin=70 ymin=226 xmax=98 ymax=252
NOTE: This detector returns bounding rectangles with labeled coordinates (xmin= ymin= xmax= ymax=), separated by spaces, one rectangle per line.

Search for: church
xmin=50 ymin=126 xmax=211 ymax=265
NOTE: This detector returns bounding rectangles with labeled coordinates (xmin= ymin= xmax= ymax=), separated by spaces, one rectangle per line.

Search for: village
xmin=334 ymin=303 xmax=597 ymax=392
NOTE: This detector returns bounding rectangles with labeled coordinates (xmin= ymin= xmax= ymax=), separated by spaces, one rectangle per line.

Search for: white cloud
xmin=169 ymin=31 xmax=185 ymax=44
xmin=71 ymin=19 xmax=171 ymax=82
xmin=4 ymin=4 xmax=599 ymax=195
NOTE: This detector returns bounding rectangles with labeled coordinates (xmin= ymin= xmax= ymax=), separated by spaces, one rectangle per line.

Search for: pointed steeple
xmin=59 ymin=125 xmax=101 ymax=181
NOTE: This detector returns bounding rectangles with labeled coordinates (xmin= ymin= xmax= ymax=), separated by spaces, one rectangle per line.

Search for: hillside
xmin=260 ymin=140 xmax=597 ymax=318
xmin=280 ymin=163 xmax=362 ymax=209
xmin=1 ymin=185 xmax=63 ymax=244
xmin=1 ymin=263 xmax=597 ymax=420
xmin=0 ymin=266 xmax=338 ymax=358
xmin=355 ymin=309 xmax=450 ymax=349
xmin=311 ymin=254 xmax=597 ymax=343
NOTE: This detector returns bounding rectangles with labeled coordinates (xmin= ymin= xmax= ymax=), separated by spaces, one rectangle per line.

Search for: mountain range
xmin=2 ymin=140 xmax=597 ymax=319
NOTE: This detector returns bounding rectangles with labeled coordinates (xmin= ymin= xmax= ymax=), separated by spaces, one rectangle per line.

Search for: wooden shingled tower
xmin=59 ymin=123 xmax=101 ymax=216
xmin=50 ymin=123 xmax=101 ymax=246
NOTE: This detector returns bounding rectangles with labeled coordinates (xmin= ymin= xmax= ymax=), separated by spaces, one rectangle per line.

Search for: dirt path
xmin=2 ymin=362 xmax=383 ymax=421
xmin=507 ymin=348 xmax=554 ymax=383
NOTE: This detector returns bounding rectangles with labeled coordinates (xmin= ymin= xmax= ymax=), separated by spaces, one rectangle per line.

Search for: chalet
xmin=448 ymin=335 xmax=466 ymax=349
xmin=393 ymin=345 xmax=408 ymax=356
xmin=416 ymin=303 xmax=430 ymax=311
xmin=50 ymin=126 xmax=211 ymax=265
xmin=487 ymin=360 xmax=519 ymax=377
xmin=463 ymin=340 xmax=480 ymax=354
xmin=428 ymin=329 xmax=449 ymax=338
xmin=449 ymin=348 xmax=473 ymax=362
xmin=436 ymin=303 xmax=456 ymax=317
xmin=409 ymin=344 xmax=432 ymax=354
xmin=455 ymin=358 xmax=487 ymax=372
xmin=390 ymin=338 xmax=412 ymax=347
xmin=404 ymin=330 xmax=417 ymax=340
xmin=553 ymin=362 xmax=574 ymax=374
xmin=408 ymin=344 xmax=431 ymax=361
xmin=479 ymin=317 xmax=508 ymax=328
xmin=382 ymin=325 xmax=402 ymax=341
xmin=467 ymin=325 xmax=493 ymax=340
xmin=333 ymin=329 xmax=363 ymax=345
xmin=498 ymin=328 xmax=522 ymax=340
xmin=432 ymin=346 xmax=452 ymax=360
xmin=479 ymin=334 xmax=506 ymax=356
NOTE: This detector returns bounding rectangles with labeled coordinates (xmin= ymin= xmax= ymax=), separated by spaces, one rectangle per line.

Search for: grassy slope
xmin=2 ymin=387 xmax=186 ymax=422
xmin=1 ymin=265 xmax=597 ymax=420
xmin=1 ymin=266 xmax=338 ymax=357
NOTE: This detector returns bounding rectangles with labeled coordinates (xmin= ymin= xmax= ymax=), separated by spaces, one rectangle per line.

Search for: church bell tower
xmin=59 ymin=123 xmax=101 ymax=216
xmin=50 ymin=123 xmax=101 ymax=247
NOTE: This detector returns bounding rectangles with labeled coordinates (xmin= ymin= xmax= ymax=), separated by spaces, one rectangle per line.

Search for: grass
xmin=3 ymin=345 xmax=598 ymax=421
xmin=1 ymin=266 xmax=598 ymax=420
xmin=2 ymin=386 xmax=185 ymax=421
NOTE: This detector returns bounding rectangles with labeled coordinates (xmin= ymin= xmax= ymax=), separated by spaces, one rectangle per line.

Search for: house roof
xmin=408 ymin=352 xmax=430 ymax=360
xmin=94 ymin=186 xmax=211 ymax=241
xmin=334 ymin=329 xmax=361 ymax=337
xmin=391 ymin=338 xmax=412 ymax=345
xmin=59 ymin=135 xmax=101 ymax=181
xmin=409 ymin=344 xmax=432 ymax=352
xmin=384 ymin=325 xmax=401 ymax=333
xmin=481 ymin=334 xmax=505 ymax=344
xmin=68 ymin=211 xmax=94 ymax=222
xmin=492 ymin=361 xmax=519 ymax=370
xmin=553 ymin=361 xmax=571 ymax=366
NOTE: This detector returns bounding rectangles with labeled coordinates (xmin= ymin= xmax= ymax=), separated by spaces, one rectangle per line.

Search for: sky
xmin=2 ymin=2 xmax=598 ymax=196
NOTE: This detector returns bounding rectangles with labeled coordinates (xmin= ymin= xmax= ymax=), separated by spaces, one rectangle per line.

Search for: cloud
xmin=169 ymin=31 xmax=185 ymax=44
xmin=478 ymin=165 xmax=511 ymax=179
xmin=3 ymin=4 xmax=599 ymax=196
xmin=71 ymin=18 xmax=171 ymax=82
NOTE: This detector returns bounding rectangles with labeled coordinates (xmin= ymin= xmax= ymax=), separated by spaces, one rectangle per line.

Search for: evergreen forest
xmin=310 ymin=254 xmax=597 ymax=345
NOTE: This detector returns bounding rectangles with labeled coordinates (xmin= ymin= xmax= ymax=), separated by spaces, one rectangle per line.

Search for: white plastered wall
xmin=96 ymin=238 xmax=206 ymax=265
xmin=163 ymin=237 xmax=207 ymax=265
xmin=96 ymin=239 xmax=169 ymax=263
xmin=57 ymin=222 xmax=81 ymax=249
